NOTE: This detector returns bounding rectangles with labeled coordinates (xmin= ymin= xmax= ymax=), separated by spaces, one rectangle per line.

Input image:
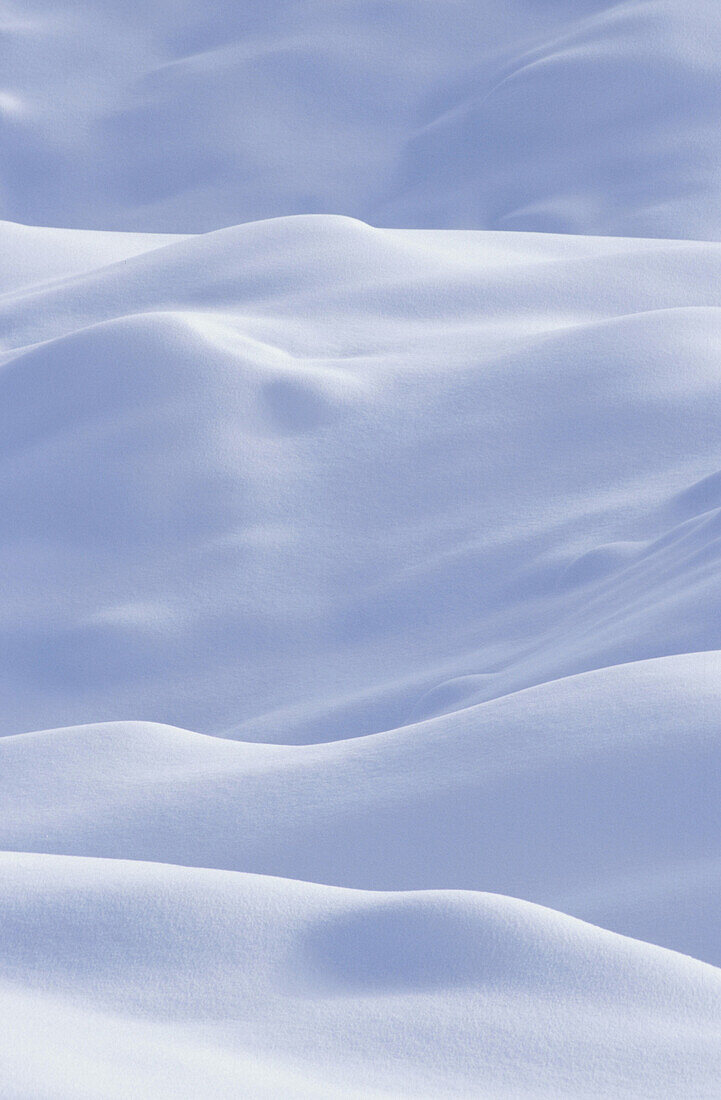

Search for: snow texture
xmin=2 ymin=2 xmax=721 ymax=1097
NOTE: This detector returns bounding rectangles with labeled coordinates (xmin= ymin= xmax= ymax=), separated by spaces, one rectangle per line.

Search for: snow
xmin=3 ymin=2 xmax=721 ymax=1096
xmin=3 ymin=218 xmax=721 ymax=748
xmin=3 ymin=853 xmax=721 ymax=1099
xmin=5 ymin=1 xmax=721 ymax=238
xmin=3 ymin=653 xmax=721 ymax=967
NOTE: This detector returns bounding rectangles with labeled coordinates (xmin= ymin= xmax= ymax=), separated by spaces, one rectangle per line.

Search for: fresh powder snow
xmin=1 ymin=3 xmax=721 ymax=1097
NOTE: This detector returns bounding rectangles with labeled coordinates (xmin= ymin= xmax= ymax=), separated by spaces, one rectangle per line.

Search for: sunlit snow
xmin=2 ymin=3 xmax=721 ymax=1097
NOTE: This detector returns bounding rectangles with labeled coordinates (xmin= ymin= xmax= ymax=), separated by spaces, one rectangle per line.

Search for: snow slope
xmin=2 ymin=216 xmax=721 ymax=745
xmin=4 ymin=2 xmax=721 ymax=1094
xmin=1 ymin=653 xmax=720 ymax=966
xmin=3 ymin=853 xmax=721 ymax=1099
xmin=2 ymin=212 xmax=721 ymax=1094
xmin=3 ymin=1 xmax=721 ymax=237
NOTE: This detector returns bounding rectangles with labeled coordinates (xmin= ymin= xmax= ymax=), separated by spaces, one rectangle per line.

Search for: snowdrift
xmin=4 ymin=1 xmax=721 ymax=237
xmin=5 ymin=0 xmax=721 ymax=1081
xmin=2 ymin=216 xmax=721 ymax=746
xmin=2 ymin=210 xmax=721 ymax=1094
xmin=2 ymin=853 xmax=721 ymax=1098
xmin=3 ymin=653 xmax=721 ymax=964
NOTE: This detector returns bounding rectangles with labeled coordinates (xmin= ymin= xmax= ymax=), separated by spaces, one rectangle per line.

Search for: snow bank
xmin=3 ymin=4 xmax=721 ymax=1091
xmin=2 ymin=217 xmax=721 ymax=751
xmin=2 ymin=852 xmax=720 ymax=1098
xmin=2 ymin=651 xmax=720 ymax=964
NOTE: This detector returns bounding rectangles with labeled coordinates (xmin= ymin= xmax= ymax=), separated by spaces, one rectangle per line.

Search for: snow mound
xmin=3 ymin=652 xmax=720 ymax=965
xmin=0 ymin=220 xmax=184 ymax=295
xmin=4 ymin=3 xmax=721 ymax=1093
xmin=2 ymin=217 xmax=721 ymax=746
xmin=2 ymin=852 xmax=720 ymax=1099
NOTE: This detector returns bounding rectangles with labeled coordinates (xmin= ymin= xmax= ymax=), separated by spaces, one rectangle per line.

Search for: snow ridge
xmin=3 ymin=3 xmax=721 ymax=1096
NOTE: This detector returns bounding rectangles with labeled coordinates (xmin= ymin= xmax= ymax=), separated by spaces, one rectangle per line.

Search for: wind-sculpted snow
xmin=4 ymin=0 xmax=721 ymax=1092
xmin=2 ymin=217 xmax=721 ymax=744
xmin=2 ymin=654 xmax=721 ymax=965
xmin=2 ymin=853 xmax=721 ymax=1099
xmin=1 ymin=212 xmax=721 ymax=1093
xmin=4 ymin=1 xmax=721 ymax=238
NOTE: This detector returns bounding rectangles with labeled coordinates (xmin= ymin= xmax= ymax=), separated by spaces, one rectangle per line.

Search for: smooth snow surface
xmin=3 ymin=853 xmax=721 ymax=1099
xmin=3 ymin=3 xmax=721 ymax=1097
xmin=4 ymin=214 xmax=721 ymax=1099
xmin=4 ymin=2 xmax=721 ymax=237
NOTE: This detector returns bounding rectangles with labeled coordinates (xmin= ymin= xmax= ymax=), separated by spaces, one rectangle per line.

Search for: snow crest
xmin=3 ymin=3 xmax=721 ymax=1096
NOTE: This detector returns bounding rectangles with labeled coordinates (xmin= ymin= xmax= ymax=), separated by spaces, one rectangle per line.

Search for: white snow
xmin=3 ymin=3 xmax=721 ymax=1097
xmin=2 ymin=853 xmax=721 ymax=1099
xmin=5 ymin=1 xmax=721 ymax=238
